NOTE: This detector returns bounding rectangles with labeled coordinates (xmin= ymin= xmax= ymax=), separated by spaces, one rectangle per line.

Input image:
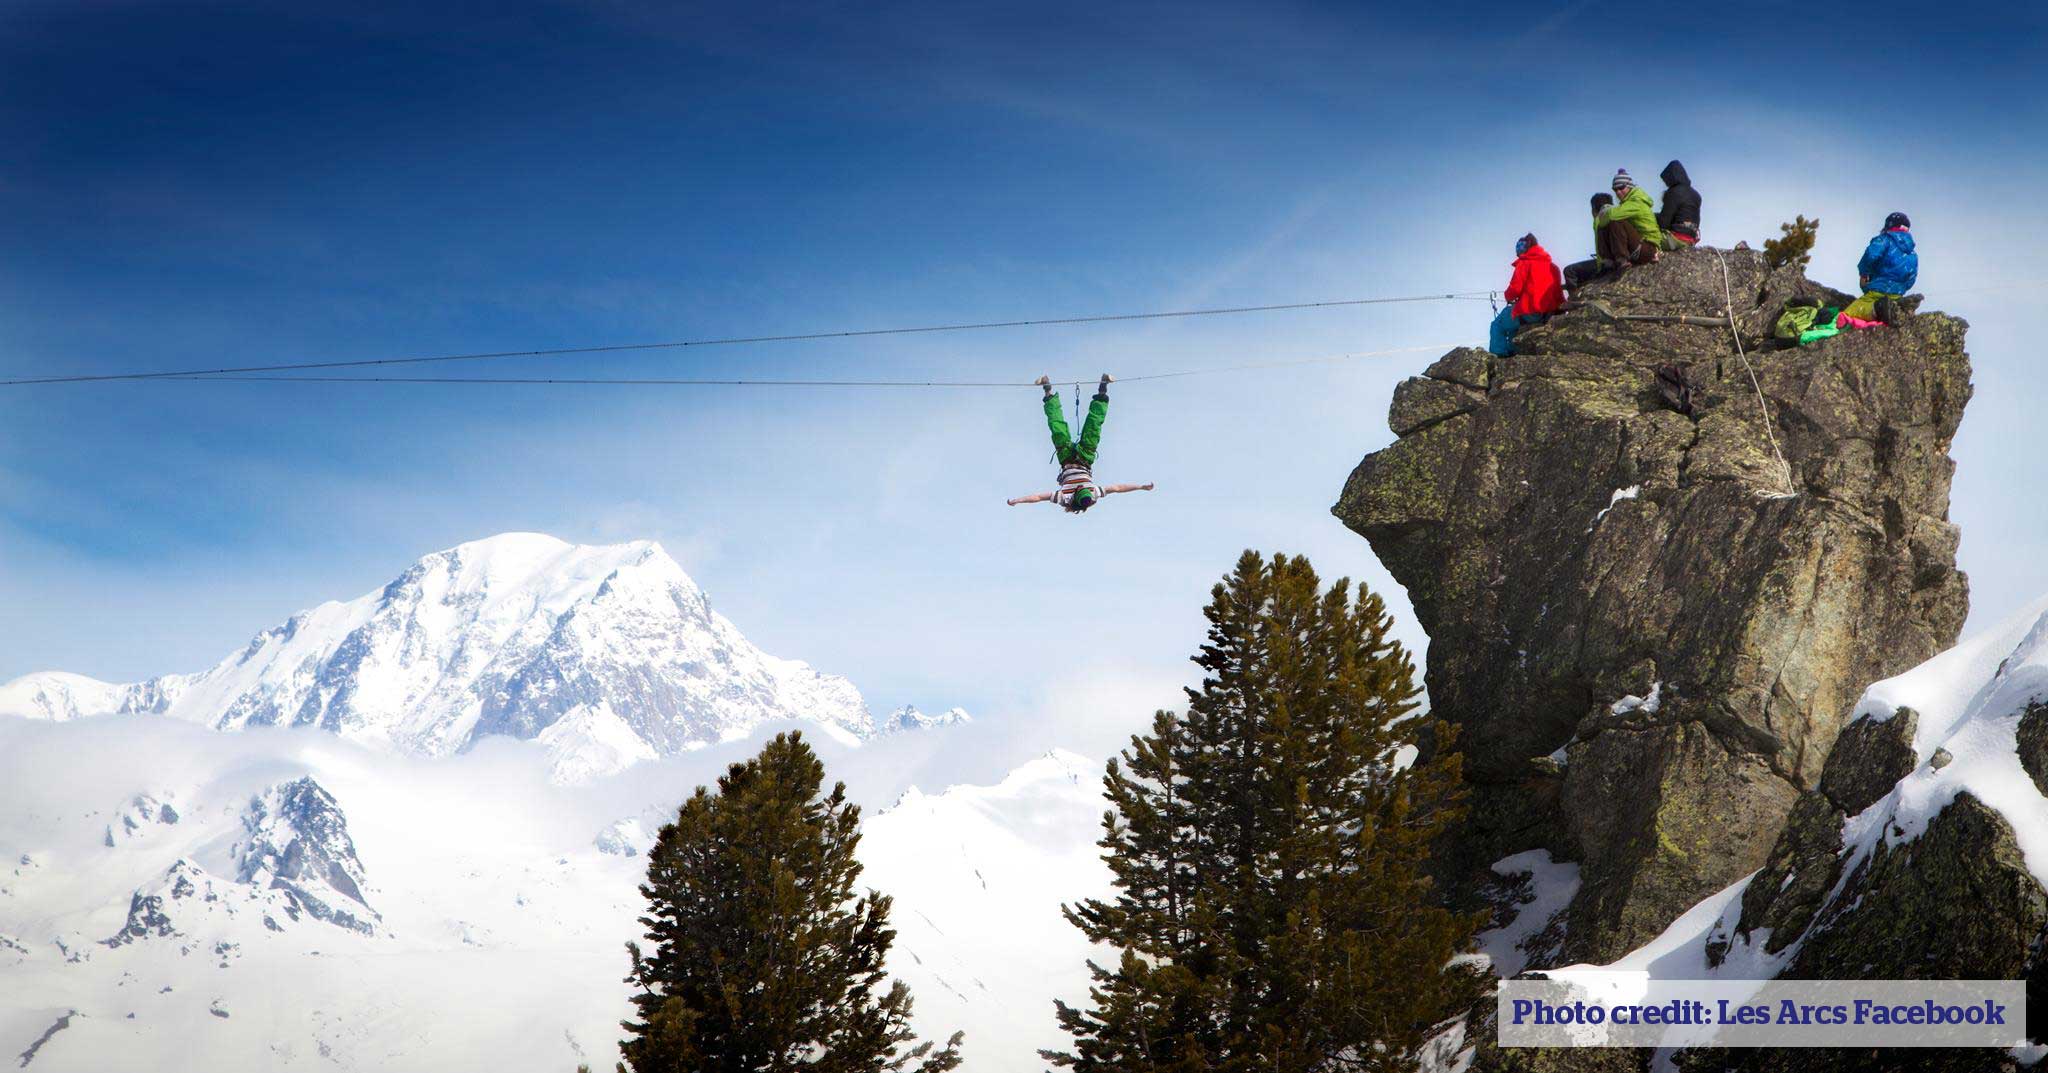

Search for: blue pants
xmin=1489 ymin=307 xmax=1547 ymax=357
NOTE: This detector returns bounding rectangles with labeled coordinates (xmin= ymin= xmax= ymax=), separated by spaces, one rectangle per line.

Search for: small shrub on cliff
xmin=619 ymin=732 xmax=962 ymax=1073
xmin=1047 ymin=551 xmax=1485 ymax=1073
xmin=1765 ymin=214 xmax=1820 ymax=268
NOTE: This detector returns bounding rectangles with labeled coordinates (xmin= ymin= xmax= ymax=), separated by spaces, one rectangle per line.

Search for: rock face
xmin=235 ymin=778 xmax=379 ymax=935
xmin=1333 ymin=249 xmax=1971 ymax=961
xmin=1695 ymin=603 xmax=2048 ymax=1071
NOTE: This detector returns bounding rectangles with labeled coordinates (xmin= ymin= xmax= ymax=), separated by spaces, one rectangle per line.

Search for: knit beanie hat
xmin=1885 ymin=211 xmax=1911 ymax=229
xmin=1611 ymin=169 xmax=1635 ymax=192
xmin=1515 ymin=233 xmax=1537 ymax=255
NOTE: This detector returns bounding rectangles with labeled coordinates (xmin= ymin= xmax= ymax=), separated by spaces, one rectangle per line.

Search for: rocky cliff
xmin=1701 ymin=597 xmax=2048 ymax=1071
xmin=1333 ymin=248 xmax=1972 ymax=963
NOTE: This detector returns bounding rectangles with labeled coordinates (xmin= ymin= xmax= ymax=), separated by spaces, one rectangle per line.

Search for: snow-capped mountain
xmin=876 ymin=704 xmax=973 ymax=735
xmin=0 ymin=534 xmax=883 ymax=779
xmin=0 ymin=715 xmax=1109 ymax=1073
xmin=232 ymin=778 xmax=378 ymax=936
xmin=0 ymin=532 xmax=1080 ymax=1071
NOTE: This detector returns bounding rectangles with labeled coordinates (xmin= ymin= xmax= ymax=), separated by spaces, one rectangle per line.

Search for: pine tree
xmin=1046 ymin=551 xmax=1486 ymax=1073
xmin=1765 ymin=214 xmax=1820 ymax=268
xmin=620 ymin=731 xmax=963 ymax=1073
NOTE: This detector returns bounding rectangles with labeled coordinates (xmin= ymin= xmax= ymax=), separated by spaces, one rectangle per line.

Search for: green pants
xmin=1044 ymin=393 xmax=1108 ymax=465
xmin=1841 ymin=290 xmax=1898 ymax=321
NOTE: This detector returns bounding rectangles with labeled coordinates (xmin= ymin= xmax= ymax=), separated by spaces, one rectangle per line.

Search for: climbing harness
xmin=1052 ymin=381 xmax=1085 ymax=464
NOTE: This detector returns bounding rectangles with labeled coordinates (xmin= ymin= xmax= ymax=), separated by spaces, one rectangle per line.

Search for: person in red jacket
xmin=1489 ymin=233 xmax=1565 ymax=356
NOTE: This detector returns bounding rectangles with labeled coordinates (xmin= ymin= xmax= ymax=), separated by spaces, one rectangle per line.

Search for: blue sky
xmin=5 ymin=1 xmax=2046 ymax=764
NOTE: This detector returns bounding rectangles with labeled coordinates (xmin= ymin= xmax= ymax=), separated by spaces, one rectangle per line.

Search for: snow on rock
xmin=875 ymin=705 xmax=973 ymax=735
xmin=594 ymin=818 xmax=650 ymax=858
xmin=0 ymin=671 xmax=168 ymax=723
xmin=1555 ymin=591 xmax=2048 ymax=1010
xmin=1417 ymin=1017 xmax=1475 ymax=1073
xmin=233 ymin=779 xmax=378 ymax=935
xmin=1588 ymin=484 xmax=1640 ymax=529
xmin=1608 ymin=681 xmax=1662 ymax=716
xmin=102 ymin=794 xmax=180 ymax=848
xmin=0 ymin=713 xmax=1110 ymax=1073
xmin=0 ymin=534 xmax=885 ymax=779
xmin=537 ymin=702 xmax=664 ymax=783
xmin=102 ymin=889 xmax=177 ymax=948
xmin=101 ymin=858 xmax=312 ymax=949
xmin=1474 ymin=849 xmax=1580 ymax=977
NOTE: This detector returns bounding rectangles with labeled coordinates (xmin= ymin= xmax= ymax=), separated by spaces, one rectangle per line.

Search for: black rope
xmin=1 ymin=291 xmax=1493 ymax=387
xmin=118 ymin=343 xmax=1460 ymax=390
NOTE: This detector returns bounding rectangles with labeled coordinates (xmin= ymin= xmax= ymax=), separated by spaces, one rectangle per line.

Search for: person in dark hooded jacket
xmin=1655 ymin=160 xmax=1701 ymax=249
xmin=1839 ymin=212 xmax=1917 ymax=324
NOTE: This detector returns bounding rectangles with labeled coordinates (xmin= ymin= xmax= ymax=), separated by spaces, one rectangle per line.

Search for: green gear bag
xmin=1775 ymin=302 xmax=1823 ymax=340
xmin=1798 ymin=315 xmax=1843 ymax=346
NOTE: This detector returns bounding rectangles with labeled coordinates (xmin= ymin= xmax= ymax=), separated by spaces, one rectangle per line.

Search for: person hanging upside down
xmin=1007 ymin=374 xmax=1154 ymax=512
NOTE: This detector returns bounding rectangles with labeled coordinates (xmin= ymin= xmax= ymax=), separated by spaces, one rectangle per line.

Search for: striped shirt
xmin=1053 ymin=461 xmax=1101 ymax=507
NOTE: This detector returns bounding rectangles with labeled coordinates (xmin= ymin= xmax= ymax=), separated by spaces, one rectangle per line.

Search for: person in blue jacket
xmin=1844 ymin=212 xmax=1916 ymax=323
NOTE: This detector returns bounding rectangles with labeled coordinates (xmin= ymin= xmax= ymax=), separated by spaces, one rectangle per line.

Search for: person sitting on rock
xmin=1594 ymin=168 xmax=1662 ymax=268
xmin=1839 ymin=212 xmax=1917 ymax=326
xmin=1655 ymin=160 xmax=1701 ymax=249
xmin=1489 ymin=233 xmax=1564 ymax=357
xmin=1007 ymin=374 xmax=1155 ymax=512
xmin=1563 ymin=192 xmax=1616 ymax=291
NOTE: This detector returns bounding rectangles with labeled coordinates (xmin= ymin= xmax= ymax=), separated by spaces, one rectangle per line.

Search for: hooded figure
xmin=1505 ymin=235 xmax=1565 ymax=318
xmin=1655 ymin=160 xmax=1701 ymax=247
xmin=1858 ymin=215 xmax=1917 ymax=294
xmin=1490 ymin=234 xmax=1564 ymax=356
xmin=1839 ymin=213 xmax=1917 ymax=324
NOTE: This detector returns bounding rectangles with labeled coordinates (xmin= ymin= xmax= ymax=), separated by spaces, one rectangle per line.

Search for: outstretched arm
xmin=1100 ymin=482 xmax=1155 ymax=496
xmin=1007 ymin=491 xmax=1056 ymax=506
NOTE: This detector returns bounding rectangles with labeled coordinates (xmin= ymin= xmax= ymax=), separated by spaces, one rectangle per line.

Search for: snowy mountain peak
xmin=0 ymin=671 xmax=136 ymax=722
xmin=0 ymin=534 xmax=887 ymax=779
xmin=235 ymin=778 xmax=377 ymax=936
xmin=877 ymin=705 xmax=973 ymax=735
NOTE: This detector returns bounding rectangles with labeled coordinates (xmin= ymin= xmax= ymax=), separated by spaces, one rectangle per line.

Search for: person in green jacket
xmin=1008 ymin=374 xmax=1154 ymax=512
xmin=1594 ymin=169 xmax=1662 ymax=268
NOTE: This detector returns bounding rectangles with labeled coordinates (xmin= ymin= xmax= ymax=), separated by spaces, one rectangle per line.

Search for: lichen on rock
xmin=1332 ymin=248 xmax=1971 ymax=962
